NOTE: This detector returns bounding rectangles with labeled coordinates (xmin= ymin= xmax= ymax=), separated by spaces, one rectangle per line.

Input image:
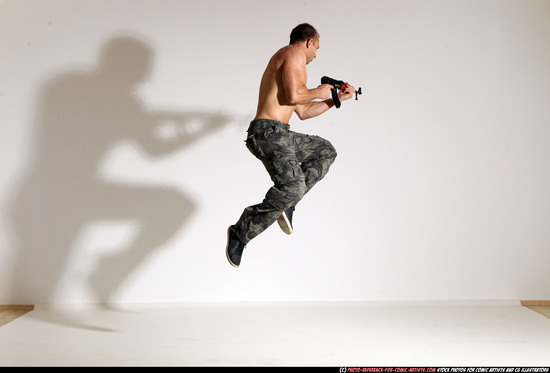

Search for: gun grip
xmin=331 ymin=88 xmax=341 ymax=108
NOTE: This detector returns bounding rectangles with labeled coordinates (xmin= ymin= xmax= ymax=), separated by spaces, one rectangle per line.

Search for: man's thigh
xmin=247 ymin=125 xmax=305 ymax=186
xmin=293 ymin=132 xmax=334 ymax=163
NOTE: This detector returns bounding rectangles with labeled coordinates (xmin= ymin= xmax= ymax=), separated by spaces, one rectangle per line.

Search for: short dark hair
xmin=289 ymin=23 xmax=318 ymax=45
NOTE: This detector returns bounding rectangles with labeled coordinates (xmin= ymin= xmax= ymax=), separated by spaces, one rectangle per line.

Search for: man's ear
xmin=306 ymin=38 xmax=314 ymax=48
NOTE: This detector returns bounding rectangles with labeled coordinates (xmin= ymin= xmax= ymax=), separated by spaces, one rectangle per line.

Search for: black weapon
xmin=321 ymin=76 xmax=362 ymax=108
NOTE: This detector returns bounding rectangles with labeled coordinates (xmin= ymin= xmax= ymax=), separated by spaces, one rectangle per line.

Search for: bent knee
xmin=317 ymin=139 xmax=337 ymax=161
xmin=327 ymin=144 xmax=337 ymax=161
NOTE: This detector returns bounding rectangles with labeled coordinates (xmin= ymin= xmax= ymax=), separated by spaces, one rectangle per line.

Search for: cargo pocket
xmin=270 ymin=157 xmax=305 ymax=186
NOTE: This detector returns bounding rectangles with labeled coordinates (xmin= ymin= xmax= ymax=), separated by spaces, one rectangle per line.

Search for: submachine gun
xmin=321 ymin=76 xmax=362 ymax=108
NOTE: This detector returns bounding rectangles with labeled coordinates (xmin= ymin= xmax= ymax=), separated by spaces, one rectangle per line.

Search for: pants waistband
xmin=248 ymin=119 xmax=290 ymax=133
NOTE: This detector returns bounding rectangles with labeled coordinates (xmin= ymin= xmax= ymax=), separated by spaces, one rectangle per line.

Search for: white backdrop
xmin=1 ymin=0 xmax=549 ymax=304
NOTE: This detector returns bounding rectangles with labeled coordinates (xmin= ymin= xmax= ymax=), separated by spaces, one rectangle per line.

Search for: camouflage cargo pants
xmin=235 ymin=119 xmax=337 ymax=244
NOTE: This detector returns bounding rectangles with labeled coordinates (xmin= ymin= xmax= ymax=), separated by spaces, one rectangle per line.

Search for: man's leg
xmin=294 ymin=132 xmax=337 ymax=192
xmin=229 ymin=121 xmax=304 ymax=267
xmin=234 ymin=121 xmax=307 ymax=244
xmin=227 ymin=122 xmax=336 ymax=267
xmin=275 ymin=132 xmax=337 ymax=235
xmin=236 ymin=129 xmax=337 ymax=242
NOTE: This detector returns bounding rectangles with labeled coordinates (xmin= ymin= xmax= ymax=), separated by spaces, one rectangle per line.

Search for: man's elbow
xmin=287 ymin=93 xmax=301 ymax=106
xmin=286 ymin=88 xmax=307 ymax=105
xmin=295 ymin=109 xmax=312 ymax=121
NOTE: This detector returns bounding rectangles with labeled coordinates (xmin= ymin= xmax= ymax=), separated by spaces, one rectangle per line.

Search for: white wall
xmin=1 ymin=0 xmax=549 ymax=304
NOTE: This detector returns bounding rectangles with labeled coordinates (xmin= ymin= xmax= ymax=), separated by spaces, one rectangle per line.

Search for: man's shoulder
xmin=272 ymin=45 xmax=304 ymax=65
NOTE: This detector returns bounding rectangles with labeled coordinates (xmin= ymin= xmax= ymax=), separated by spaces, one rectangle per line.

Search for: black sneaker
xmin=226 ymin=225 xmax=246 ymax=268
xmin=277 ymin=206 xmax=295 ymax=235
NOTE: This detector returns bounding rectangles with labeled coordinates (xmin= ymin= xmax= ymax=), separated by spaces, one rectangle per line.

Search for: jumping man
xmin=226 ymin=23 xmax=356 ymax=267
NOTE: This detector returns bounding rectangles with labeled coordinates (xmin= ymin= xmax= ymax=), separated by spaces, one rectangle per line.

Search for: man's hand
xmin=338 ymin=83 xmax=356 ymax=102
xmin=316 ymin=83 xmax=334 ymax=100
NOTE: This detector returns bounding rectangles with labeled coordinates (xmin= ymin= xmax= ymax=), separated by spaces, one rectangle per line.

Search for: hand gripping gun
xmin=321 ymin=76 xmax=362 ymax=108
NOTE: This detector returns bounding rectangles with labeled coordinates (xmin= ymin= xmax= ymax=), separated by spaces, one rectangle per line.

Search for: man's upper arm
xmin=281 ymin=52 xmax=308 ymax=104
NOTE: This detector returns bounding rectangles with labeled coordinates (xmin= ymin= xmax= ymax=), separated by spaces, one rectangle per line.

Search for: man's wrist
xmin=325 ymin=98 xmax=335 ymax=108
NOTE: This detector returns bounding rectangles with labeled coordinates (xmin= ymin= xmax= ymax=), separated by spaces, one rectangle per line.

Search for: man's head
xmin=289 ymin=23 xmax=319 ymax=64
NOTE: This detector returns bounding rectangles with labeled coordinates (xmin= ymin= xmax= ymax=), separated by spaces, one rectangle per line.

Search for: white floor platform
xmin=1 ymin=301 xmax=550 ymax=367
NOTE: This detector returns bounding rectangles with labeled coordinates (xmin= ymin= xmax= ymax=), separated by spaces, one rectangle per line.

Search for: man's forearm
xmin=296 ymin=98 xmax=335 ymax=120
xmin=287 ymin=86 xmax=326 ymax=105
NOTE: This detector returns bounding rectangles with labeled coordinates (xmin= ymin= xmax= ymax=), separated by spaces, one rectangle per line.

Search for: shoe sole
xmin=226 ymin=226 xmax=239 ymax=268
xmin=277 ymin=212 xmax=293 ymax=235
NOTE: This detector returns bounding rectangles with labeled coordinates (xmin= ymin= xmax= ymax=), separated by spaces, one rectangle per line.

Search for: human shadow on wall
xmin=8 ymin=36 xmax=230 ymax=312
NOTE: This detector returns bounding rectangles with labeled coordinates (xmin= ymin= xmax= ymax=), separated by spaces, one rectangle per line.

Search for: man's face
xmin=306 ymin=37 xmax=319 ymax=65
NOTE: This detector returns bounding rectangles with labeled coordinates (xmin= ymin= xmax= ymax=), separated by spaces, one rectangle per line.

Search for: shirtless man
xmin=226 ymin=23 xmax=355 ymax=268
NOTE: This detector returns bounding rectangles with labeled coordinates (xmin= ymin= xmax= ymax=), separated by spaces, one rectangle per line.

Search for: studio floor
xmin=1 ymin=301 xmax=550 ymax=367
